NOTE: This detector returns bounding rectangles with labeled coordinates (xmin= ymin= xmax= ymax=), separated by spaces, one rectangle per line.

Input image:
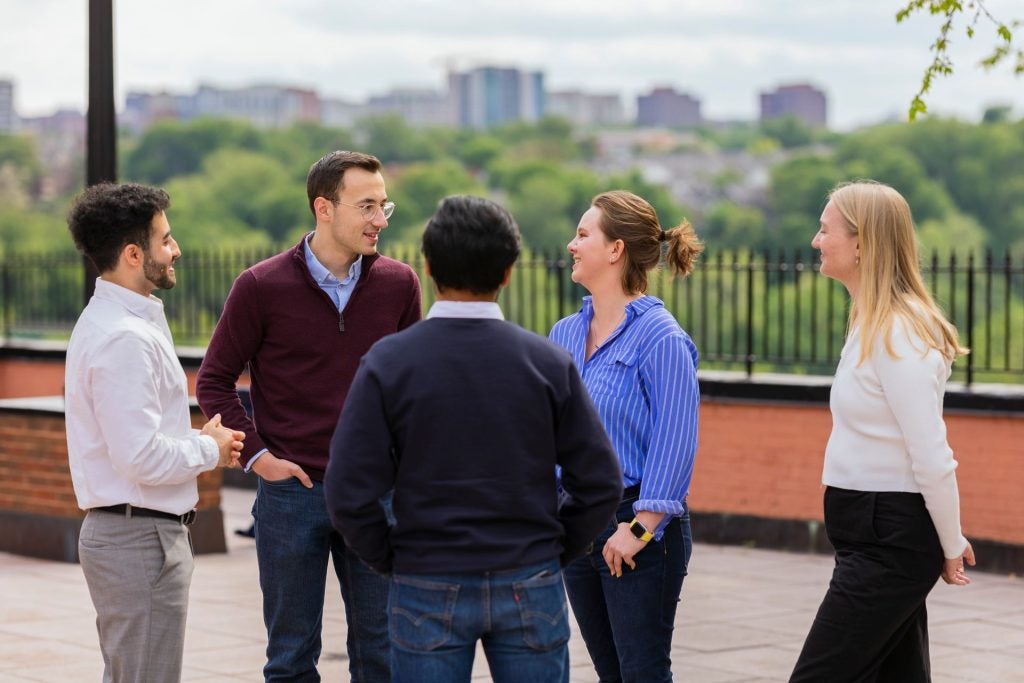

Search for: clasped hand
xmin=201 ymin=413 xmax=245 ymax=468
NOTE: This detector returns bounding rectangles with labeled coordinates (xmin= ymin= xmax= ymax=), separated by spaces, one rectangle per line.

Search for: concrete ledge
xmin=0 ymin=509 xmax=82 ymax=562
xmin=0 ymin=508 xmax=226 ymax=563
xmin=698 ymin=369 xmax=1024 ymax=412
xmin=692 ymin=510 xmax=833 ymax=556
xmin=692 ymin=510 xmax=1024 ymax=575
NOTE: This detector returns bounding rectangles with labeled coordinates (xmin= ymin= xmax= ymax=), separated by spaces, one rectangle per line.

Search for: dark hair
xmin=67 ymin=182 xmax=171 ymax=273
xmin=592 ymin=190 xmax=704 ymax=294
xmin=306 ymin=150 xmax=382 ymax=217
xmin=421 ymin=195 xmax=521 ymax=295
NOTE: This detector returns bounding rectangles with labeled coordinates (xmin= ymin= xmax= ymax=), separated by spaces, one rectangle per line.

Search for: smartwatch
xmin=628 ymin=517 xmax=653 ymax=543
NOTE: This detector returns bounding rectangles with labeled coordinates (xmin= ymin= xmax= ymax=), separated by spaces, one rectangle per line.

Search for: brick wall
xmin=0 ymin=402 xmax=225 ymax=561
xmin=693 ymin=399 xmax=1024 ymax=547
xmin=0 ymin=412 xmax=79 ymax=516
xmin=0 ymin=352 xmax=1019 ymax=565
xmin=0 ymin=355 xmax=238 ymax=399
xmin=0 ymin=358 xmax=67 ymax=399
xmin=0 ymin=407 xmax=222 ymax=519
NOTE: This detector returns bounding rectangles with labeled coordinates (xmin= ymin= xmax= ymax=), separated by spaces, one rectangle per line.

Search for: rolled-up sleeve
xmin=635 ymin=334 xmax=700 ymax=524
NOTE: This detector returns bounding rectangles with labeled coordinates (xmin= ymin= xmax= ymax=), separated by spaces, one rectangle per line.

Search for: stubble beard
xmin=144 ymin=254 xmax=176 ymax=290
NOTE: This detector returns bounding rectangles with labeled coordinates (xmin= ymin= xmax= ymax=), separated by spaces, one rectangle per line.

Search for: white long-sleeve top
xmin=822 ymin=315 xmax=968 ymax=559
xmin=65 ymin=278 xmax=219 ymax=515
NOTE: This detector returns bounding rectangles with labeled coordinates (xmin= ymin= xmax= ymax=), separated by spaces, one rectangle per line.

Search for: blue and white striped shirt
xmin=550 ymin=295 xmax=699 ymax=533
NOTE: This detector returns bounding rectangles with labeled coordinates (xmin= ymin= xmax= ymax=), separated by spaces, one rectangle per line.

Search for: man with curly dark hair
xmin=65 ymin=182 xmax=245 ymax=683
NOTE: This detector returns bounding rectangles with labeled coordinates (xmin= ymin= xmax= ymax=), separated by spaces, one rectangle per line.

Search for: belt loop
xmin=125 ymin=503 xmax=133 ymax=519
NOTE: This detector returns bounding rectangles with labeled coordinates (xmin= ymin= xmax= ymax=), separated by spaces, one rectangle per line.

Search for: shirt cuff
xmin=634 ymin=498 xmax=687 ymax=539
xmin=244 ymin=449 xmax=268 ymax=473
xmin=197 ymin=434 xmax=220 ymax=469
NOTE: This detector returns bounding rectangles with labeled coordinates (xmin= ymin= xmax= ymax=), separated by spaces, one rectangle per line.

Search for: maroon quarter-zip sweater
xmin=197 ymin=239 xmax=422 ymax=481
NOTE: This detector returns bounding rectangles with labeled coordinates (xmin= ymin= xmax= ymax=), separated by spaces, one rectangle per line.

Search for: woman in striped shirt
xmin=550 ymin=190 xmax=703 ymax=683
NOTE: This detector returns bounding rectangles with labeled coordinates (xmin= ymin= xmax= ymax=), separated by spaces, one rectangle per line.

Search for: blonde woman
xmin=791 ymin=181 xmax=975 ymax=682
xmin=550 ymin=190 xmax=703 ymax=682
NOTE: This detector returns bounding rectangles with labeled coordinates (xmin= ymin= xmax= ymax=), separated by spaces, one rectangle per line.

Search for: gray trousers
xmin=78 ymin=510 xmax=194 ymax=683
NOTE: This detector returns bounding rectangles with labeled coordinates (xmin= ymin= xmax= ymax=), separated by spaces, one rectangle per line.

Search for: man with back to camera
xmin=196 ymin=151 xmax=421 ymax=681
xmin=324 ymin=195 xmax=624 ymax=683
xmin=64 ymin=182 xmax=245 ymax=683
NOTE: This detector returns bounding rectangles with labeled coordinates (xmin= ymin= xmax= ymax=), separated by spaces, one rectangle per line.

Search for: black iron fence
xmin=2 ymin=247 xmax=1022 ymax=386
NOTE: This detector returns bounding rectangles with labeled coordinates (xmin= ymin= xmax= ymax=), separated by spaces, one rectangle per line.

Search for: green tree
xmin=767 ymin=154 xmax=845 ymax=250
xmin=0 ymin=207 xmax=69 ymax=254
xmin=490 ymin=117 xmax=585 ymax=163
xmin=917 ymin=208 xmax=988 ymax=254
xmin=123 ymin=118 xmax=262 ymax=185
xmin=759 ymin=116 xmax=816 ymax=149
xmin=355 ymin=115 xmax=442 ymax=164
xmin=0 ymin=133 xmax=43 ymax=198
xmin=261 ymin=122 xmax=356 ymax=175
xmin=982 ymin=104 xmax=1014 ymax=123
xmin=450 ymin=133 xmax=503 ymax=171
xmin=604 ymin=168 xmax=689 ymax=228
xmin=694 ymin=123 xmax=762 ymax=152
xmin=386 ymin=159 xmax=486 ymax=244
xmin=161 ymin=149 xmax=304 ymax=249
xmin=510 ymin=176 xmax=575 ymax=253
xmin=837 ymin=118 xmax=1024 ymax=250
xmin=704 ymin=202 xmax=768 ymax=251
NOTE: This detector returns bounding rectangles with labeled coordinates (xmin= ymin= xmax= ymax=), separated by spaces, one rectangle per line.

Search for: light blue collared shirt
xmin=550 ymin=295 xmax=699 ymax=538
xmin=304 ymin=234 xmax=362 ymax=312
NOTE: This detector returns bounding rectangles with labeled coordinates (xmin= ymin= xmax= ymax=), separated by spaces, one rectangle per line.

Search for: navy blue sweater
xmin=324 ymin=317 xmax=623 ymax=575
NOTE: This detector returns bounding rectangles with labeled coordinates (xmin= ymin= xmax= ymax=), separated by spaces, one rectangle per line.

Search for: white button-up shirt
xmin=64 ymin=278 xmax=219 ymax=514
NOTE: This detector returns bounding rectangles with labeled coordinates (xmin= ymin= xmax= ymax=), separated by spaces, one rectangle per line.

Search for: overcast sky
xmin=2 ymin=0 xmax=1022 ymax=130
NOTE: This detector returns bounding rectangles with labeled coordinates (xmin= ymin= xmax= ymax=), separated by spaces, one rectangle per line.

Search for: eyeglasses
xmin=333 ymin=200 xmax=396 ymax=221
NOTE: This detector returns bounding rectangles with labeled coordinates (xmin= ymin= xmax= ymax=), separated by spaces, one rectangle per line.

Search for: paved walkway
xmin=2 ymin=487 xmax=1022 ymax=682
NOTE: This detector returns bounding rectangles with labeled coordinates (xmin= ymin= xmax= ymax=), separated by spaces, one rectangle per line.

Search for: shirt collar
xmin=579 ymin=294 xmax=661 ymax=322
xmin=304 ymin=233 xmax=362 ymax=285
xmin=92 ymin=277 xmax=165 ymax=323
xmin=426 ymin=301 xmax=505 ymax=320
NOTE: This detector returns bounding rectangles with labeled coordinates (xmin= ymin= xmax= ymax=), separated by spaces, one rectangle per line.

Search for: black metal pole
xmin=85 ymin=0 xmax=116 ymax=303
xmin=745 ymin=250 xmax=754 ymax=377
xmin=966 ymin=251 xmax=975 ymax=387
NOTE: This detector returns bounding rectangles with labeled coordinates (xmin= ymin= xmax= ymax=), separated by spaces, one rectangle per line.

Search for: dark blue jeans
xmin=563 ymin=495 xmax=691 ymax=683
xmin=253 ymin=478 xmax=390 ymax=682
xmin=389 ymin=558 xmax=570 ymax=683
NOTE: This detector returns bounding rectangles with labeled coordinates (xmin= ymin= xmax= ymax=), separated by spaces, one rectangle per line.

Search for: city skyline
xmin=2 ymin=0 xmax=1022 ymax=130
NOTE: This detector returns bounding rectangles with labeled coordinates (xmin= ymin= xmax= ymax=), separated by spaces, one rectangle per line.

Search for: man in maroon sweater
xmin=197 ymin=151 xmax=421 ymax=682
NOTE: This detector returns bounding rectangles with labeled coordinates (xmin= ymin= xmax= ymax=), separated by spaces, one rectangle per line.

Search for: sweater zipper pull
xmin=338 ymin=311 xmax=345 ymax=332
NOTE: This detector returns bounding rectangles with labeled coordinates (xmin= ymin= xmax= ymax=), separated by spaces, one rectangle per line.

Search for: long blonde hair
xmin=828 ymin=181 xmax=968 ymax=363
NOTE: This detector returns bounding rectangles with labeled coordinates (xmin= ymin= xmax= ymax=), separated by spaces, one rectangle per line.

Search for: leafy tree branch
xmin=897 ymin=0 xmax=1022 ymax=120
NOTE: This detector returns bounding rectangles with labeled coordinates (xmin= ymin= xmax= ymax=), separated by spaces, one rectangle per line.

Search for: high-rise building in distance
xmin=547 ymin=90 xmax=625 ymax=127
xmin=759 ymin=83 xmax=828 ymax=128
xmin=636 ymin=87 xmax=702 ymax=128
xmin=0 ymin=80 xmax=16 ymax=132
xmin=448 ymin=66 xmax=545 ymax=129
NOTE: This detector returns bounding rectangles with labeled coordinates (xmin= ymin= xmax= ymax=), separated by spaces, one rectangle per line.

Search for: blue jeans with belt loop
xmin=388 ymin=557 xmax=570 ymax=683
xmin=563 ymin=488 xmax=692 ymax=683
xmin=253 ymin=477 xmax=390 ymax=682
